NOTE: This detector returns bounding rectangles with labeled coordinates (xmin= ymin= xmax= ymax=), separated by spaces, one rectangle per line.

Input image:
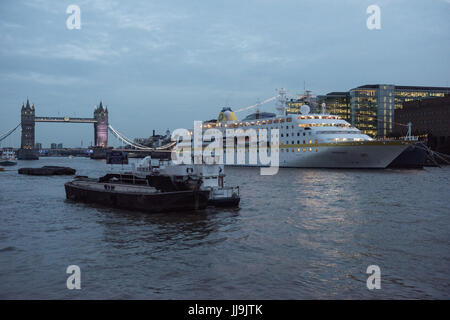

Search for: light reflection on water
xmin=0 ymin=157 xmax=449 ymax=299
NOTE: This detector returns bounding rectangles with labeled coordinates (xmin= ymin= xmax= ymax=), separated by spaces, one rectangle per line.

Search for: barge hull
xmin=65 ymin=182 xmax=210 ymax=213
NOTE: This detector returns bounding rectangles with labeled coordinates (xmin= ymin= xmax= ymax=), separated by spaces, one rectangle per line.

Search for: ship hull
xmin=65 ymin=180 xmax=210 ymax=213
xmin=387 ymin=142 xmax=427 ymax=169
xmin=223 ymin=141 xmax=410 ymax=169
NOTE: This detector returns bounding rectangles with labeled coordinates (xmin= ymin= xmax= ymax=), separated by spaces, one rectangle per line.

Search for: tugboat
xmin=133 ymin=156 xmax=240 ymax=207
xmin=64 ymin=175 xmax=210 ymax=213
xmin=0 ymin=148 xmax=17 ymax=166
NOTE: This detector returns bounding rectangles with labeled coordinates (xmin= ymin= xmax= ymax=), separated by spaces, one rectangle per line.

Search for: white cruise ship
xmin=176 ymin=92 xmax=412 ymax=169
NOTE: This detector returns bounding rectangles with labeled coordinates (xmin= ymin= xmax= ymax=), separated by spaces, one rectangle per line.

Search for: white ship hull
xmin=223 ymin=141 xmax=410 ymax=169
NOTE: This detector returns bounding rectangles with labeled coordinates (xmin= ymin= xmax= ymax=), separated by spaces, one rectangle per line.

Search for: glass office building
xmin=349 ymin=84 xmax=450 ymax=137
xmin=317 ymin=92 xmax=351 ymax=122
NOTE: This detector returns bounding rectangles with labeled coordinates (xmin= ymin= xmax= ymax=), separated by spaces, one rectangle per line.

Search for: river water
xmin=0 ymin=157 xmax=449 ymax=299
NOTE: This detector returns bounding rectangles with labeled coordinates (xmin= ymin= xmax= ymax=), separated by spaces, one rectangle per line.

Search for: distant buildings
xmin=50 ymin=143 xmax=63 ymax=149
xmin=35 ymin=143 xmax=42 ymax=150
xmin=133 ymin=129 xmax=171 ymax=148
xmin=394 ymin=96 xmax=450 ymax=154
xmin=317 ymin=84 xmax=450 ymax=137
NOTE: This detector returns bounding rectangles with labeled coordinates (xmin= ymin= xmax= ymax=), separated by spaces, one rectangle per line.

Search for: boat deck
xmin=70 ymin=179 xmax=160 ymax=194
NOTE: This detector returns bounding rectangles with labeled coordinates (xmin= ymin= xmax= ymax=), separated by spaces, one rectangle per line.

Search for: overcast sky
xmin=1 ymin=0 xmax=449 ymax=147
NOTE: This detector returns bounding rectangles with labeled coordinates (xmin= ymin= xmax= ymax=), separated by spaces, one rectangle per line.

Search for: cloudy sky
xmin=0 ymin=0 xmax=449 ymax=147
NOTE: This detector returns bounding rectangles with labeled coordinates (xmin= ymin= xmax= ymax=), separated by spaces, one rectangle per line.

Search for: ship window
xmin=268 ymin=120 xmax=272 ymax=124
xmin=274 ymin=119 xmax=279 ymax=123
xmin=303 ymin=148 xmax=306 ymax=152
xmin=286 ymin=133 xmax=289 ymax=137
xmin=303 ymin=140 xmax=305 ymax=144
xmin=309 ymin=140 xmax=312 ymax=144
xmin=309 ymin=148 xmax=312 ymax=152
xmin=297 ymin=148 xmax=300 ymax=152
xmin=297 ymin=140 xmax=300 ymax=144
xmin=287 ymin=117 xmax=292 ymax=122
xmin=280 ymin=118 xmax=285 ymax=123
xmin=297 ymin=132 xmax=299 ymax=136
xmin=303 ymin=133 xmax=306 ymax=136
xmin=281 ymin=134 xmax=284 ymax=137
xmin=315 ymin=140 xmax=318 ymax=144
xmin=315 ymin=148 xmax=318 ymax=152
xmin=281 ymin=149 xmax=284 ymax=152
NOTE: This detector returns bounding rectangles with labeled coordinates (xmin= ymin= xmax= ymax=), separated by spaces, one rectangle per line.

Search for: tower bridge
xmin=17 ymin=99 xmax=108 ymax=159
xmin=0 ymin=98 xmax=175 ymax=160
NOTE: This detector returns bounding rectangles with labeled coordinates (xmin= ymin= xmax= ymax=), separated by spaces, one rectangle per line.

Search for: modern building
xmin=394 ymin=95 xmax=450 ymax=154
xmin=316 ymin=92 xmax=351 ymax=122
xmin=50 ymin=143 xmax=57 ymax=149
xmin=35 ymin=143 xmax=42 ymax=150
xmin=349 ymin=84 xmax=450 ymax=137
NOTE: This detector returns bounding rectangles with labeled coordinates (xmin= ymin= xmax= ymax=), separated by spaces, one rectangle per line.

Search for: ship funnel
xmin=217 ymin=107 xmax=237 ymax=122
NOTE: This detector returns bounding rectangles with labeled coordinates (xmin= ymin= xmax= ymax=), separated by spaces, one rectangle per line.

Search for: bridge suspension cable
xmin=108 ymin=125 xmax=176 ymax=151
xmin=0 ymin=123 xmax=21 ymax=143
xmin=235 ymin=95 xmax=280 ymax=113
xmin=108 ymin=125 xmax=153 ymax=150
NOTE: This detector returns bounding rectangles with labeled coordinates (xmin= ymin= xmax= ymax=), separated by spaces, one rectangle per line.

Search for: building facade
xmin=349 ymin=84 xmax=450 ymax=137
xmin=317 ymin=92 xmax=351 ymax=122
xmin=394 ymin=96 xmax=450 ymax=154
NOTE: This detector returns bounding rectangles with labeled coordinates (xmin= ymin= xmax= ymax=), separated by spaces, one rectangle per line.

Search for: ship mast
xmin=275 ymin=88 xmax=287 ymax=116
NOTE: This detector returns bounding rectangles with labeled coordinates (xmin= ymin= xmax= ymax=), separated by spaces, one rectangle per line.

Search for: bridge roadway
xmin=34 ymin=117 xmax=97 ymax=123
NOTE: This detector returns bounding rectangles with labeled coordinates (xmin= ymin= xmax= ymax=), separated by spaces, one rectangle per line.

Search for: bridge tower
xmin=94 ymin=101 xmax=108 ymax=147
xmin=18 ymin=98 xmax=39 ymax=160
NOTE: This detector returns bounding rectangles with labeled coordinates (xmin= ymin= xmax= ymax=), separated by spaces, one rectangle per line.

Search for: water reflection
xmin=84 ymin=204 xmax=241 ymax=253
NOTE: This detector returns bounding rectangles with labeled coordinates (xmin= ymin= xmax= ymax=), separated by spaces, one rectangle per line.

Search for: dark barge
xmin=65 ymin=177 xmax=211 ymax=213
xmin=19 ymin=166 xmax=76 ymax=175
